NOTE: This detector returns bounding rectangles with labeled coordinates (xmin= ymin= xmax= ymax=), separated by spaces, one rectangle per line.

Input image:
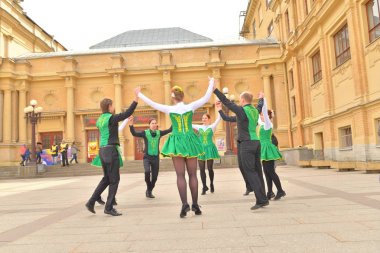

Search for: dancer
xmin=192 ymin=114 xmax=221 ymax=195
xmin=215 ymin=102 xmax=255 ymax=196
xmin=85 ymin=89 xmax=139 ymax=216
xmin=259 ymin=98 xmax=285 ymax=200
xmin=129 ymin=116 xmax=172 ymax=198
xmin=214 ymin=89 xmax=269 ymax=210
xmin=94 ymin=117 xmax=130 ymax=206
xmin=137 ymin=77 xmax=214 ymax=218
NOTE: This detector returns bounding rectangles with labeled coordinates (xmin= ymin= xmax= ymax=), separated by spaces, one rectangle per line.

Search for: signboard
xmin=216 ymin=138 xmax=225 ymax=151
xmin=88 ymin=141 xmax=99 ymax=159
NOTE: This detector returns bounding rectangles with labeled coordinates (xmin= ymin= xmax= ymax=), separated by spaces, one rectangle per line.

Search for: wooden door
xmin=40 ymin=132 xmax=63 ymax=149
xmin=134 ymin=127 xmax=145 ymax=160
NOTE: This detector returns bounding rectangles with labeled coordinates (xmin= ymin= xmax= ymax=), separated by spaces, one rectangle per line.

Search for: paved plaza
xmin=0 ymin=166 xmax=379 ymax=253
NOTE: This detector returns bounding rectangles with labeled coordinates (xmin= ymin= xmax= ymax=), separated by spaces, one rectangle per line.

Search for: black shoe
xmin=210 ymin=184 xmax=214 ymax=193
xmin=250 ymin=201 xmax=269 ymax=210
xmin=267 ymin=192 xmax=275 ymax=200
xmin=180 ymin=204 xmax=190 ymax=218
xmin=191 ymin=204 xmax=202 ymax=215
xmin=201 ymin=186 xmax=209 ymax=195
xmin=146 ymin=191 xmax=155 ymax=198
xmin=104 ymin=208 xmax=122 ymax=216
xmin=85 ymin=202 xmax=95 ymax=214
xmin=96 ymin=197 xmax=105 ymax=205
xmin=274 ymin=191 xmax=286 ymax=200
xmin=243 ymin=190 xmax=252 ymax=196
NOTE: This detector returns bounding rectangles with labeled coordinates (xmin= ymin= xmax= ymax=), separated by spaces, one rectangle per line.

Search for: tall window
xmin=253 ymin=20 xmax=257 ymax=39
xmin=340 ymin=126 xmax=353 ymax=149
xmin=334 ymin=24 xmax=351 ymax=67
xmin=258 ymin=4 xmax=263 ymax=24
xmin=291 ymin=96 xmax=297 ymax=117
xmin=285 ymin=10 xmax=291 ymax=34
xmin=268 ymin=21 xmax=274 ymax=37
xmin=312 ymin=51 xmax=322 ymax=83
xmin=289 ymin=69 xmax=294 ymax=89
xmin=366 ymin=0 xmax=380 ymax=42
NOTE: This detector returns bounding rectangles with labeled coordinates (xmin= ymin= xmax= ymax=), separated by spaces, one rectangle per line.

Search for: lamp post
xmin=24 ymin=100 xmax=43 ymax=172
xmin=222 ymin=87 xmax=235 ymax=155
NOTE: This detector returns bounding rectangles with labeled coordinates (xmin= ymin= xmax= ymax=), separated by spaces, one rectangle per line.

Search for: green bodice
xmin=96 ymin=113 xmax=112 ymax=147
xmin=198 ymin=128 xmax=214 ymax=146
xmin=169 ymin=111 xmax=194 ymax=134
xmin=259 ymin=125 xmax=272 ymax=143
xmin=145 ymin=129 xmax=161 ymax=156
xmin=243 ymin=105 xmax=259 ymax=141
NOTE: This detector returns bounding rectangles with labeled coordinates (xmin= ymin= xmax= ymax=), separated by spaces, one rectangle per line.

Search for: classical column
xmin=163 ymin=71 xmax=172 ymax=129
xmin=263 ymin=74 xmax=273 ymax=109
xmin=3 ymin=89 xmax=12 ymax=143
xmin=11 ymin=90 xmax=18 ymax=142
xmin=0 ymin=91 xmax=3 ymax=142
xmin=18 ymin=90 xmax=27 ymax=143
xmin=65 ymin=77 xmax=75 ymax=143
xmin=114 ymin=74 xmax=122 ymax=113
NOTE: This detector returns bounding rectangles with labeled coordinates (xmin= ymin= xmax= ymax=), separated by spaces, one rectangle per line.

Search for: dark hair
xmin=268 ymin=110 xmax=273 ymax=119
xmin=240 ymin=92 xmax=253 ymax=103
xmin=203 ymin=113 xmax=211 ymax=119
xmin=171 ymin=86 xmax=184 ymax=102
xmin=149 ymin=118 xmax=157 ymax=124
xmin=100 ymin=98 xmax=113 ymax=113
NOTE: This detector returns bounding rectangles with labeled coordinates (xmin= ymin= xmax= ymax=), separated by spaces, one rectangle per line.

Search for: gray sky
xmin=22 ymin=0 xmax=249 ymax=50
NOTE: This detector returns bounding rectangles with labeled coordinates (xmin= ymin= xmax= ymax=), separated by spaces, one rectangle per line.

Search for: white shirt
xmin=192 ymin=115 xmax=221 ymax=133
xmin=138 ymin=80 xmax=214 ymax=115
xmin=258 ymin=98 xmax=273 ymax=131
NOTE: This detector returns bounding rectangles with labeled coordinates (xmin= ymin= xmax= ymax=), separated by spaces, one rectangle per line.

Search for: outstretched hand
xmin=134 ymin=87 xmax=141 ymax=101
xmin=215 ymin=101 xmax=222 ymax=111
xmin=128 ymin=116 xmax=134 ymax=125
xmin=258 ymin=92 xmax=264 ymax=99
xmin=208 ymin=76 xmax=215 ymax=90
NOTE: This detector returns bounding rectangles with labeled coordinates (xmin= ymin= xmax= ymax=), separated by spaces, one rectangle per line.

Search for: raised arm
xmin=262 ymin=98 xmax=273 ymax=130
xmin=160 ymin=126 xmax=172 ymax=137
xmin=138 ymin=92 xmax=171 ymax=114
xmin=118 ymin=118 xmax=129 ymax=132
xmin=109 ymin=101 xmax=138 ymax=125
xmin=214 ymin=89 xmax=245 ymax=118
xmin=210 ymin=114 xmax=221 ymax=132
xmin=129 ymin=125 xmax=145 ymax=138
xmin=189 ymin=77 xmax=214 ymax=111
xmin=218 ymin=110 xmax=237 ymax=122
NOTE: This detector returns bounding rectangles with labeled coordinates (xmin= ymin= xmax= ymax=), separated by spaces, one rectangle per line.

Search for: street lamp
xmin=222 ymin=87 xmax=235 ymax=155
xmin=24 ymin=100 xmax=43 ymax=171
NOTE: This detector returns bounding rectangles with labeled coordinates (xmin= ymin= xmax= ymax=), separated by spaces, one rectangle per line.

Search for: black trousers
xmin=143 ymin=155 xmax=159 ymax=192
xmin=237 ymin=140 xmax=267 ymax=204
xmin=262 ymin=160 xmax=283 ymax=194
xmin=89 ymin=146 xmax=120 ymax=211
xmin=61 ymin=152 xmax=69 ymax=166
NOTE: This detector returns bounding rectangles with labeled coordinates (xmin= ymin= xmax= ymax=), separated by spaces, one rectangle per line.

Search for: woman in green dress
xmin=137 ymin=77 xmax=214 ymax=218
xmin=259 ymin=98 xmax=286 ymax=200
xmin=192 ymin=114 xmax=221 ymax=195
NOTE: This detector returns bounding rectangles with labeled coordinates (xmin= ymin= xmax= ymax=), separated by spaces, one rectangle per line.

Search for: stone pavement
xmin=0 ymin=165 xmax=379 ymax=253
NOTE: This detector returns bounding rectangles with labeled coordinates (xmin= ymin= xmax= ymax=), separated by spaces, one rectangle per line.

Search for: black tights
xmin=198 ymin=160 xmax=214 ymax=189
xmin=262 ymin=160 xmax=284 ymax=194
xmin=172 ymin=157 xmax=198 ymax=205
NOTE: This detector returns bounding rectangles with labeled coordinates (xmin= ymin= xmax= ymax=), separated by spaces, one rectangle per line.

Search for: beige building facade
xmin=242 ymin=0 xmax=380 ymax=170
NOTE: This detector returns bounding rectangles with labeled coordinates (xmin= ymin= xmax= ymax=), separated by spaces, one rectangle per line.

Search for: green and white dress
xmin=259 ymin=98 xmax=282 ymax=161
xmin=91 ymin=117 xmax=129 ymax=168
xmin=192 ymin=115 xmax=221 ymax=161
xmin=138 ymin=80 xmax=214 ymax=158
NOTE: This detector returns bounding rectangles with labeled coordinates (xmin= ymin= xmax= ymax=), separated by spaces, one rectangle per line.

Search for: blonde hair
xmin=171 ymin=86 xmax=184 ymax=102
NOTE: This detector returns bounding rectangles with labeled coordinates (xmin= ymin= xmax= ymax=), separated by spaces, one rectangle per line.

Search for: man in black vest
xmin=129 ymin=117 xmax=172 ymax=198
xmin=214 ymin=88 xmax=268 ymax=210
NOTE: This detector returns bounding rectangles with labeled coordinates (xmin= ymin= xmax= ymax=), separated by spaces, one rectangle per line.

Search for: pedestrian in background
xmin=70 ymin=141 xmax=80 ymax=164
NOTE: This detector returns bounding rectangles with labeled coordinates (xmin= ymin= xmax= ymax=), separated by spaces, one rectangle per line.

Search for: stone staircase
xmin=0 ymin=158 xmax=229 ymax=179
